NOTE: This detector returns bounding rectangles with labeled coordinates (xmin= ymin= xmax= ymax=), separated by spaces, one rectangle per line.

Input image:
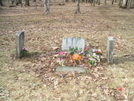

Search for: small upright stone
xmin=107 ymin=37 xmax=114 ymax=64
xmin=62 ymin=37 xmax=85 ymax=51
xmin=16 ymin=31 xmax=24 ymax=58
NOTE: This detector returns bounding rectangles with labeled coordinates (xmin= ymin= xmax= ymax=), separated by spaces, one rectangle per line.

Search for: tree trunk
xmin=44 ymin=0 xmax=50 ymax=14
xmin=127 ymin=0 xmax=131 ymax=9
xmin=104 ymin=0 xmax=107 ymax=5
xmin=72 ymin=0 xmax=76 ymax=2
xmin=96 ymin=0 xmax=100 ymax=5
xmin=90 ymin=0 xmax=93 ymax=5
xmin=65 ymin=0 xmax=69 ymax=2
xmin=0 ymin=0 xmax=4 ymax=6
xmin=118 ymin=0 xmax=122 ymax=6
xmin=63 ymin=0 xmax=65 ymax=3
xmin=16 ymin=0 xmax=21 ymax=5
xmin=25 ymin=0 xmax=30 ymax=6
xmin=112 ymin=0 xmax=114 ymax=5
xmin=93 ymin=0 xmax=95 ymax=6
xmin=75 ymin=0 xmax=81 ymax=14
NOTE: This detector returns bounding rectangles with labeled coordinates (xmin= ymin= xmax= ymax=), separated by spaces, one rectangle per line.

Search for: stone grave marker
xmin=16 ymin=31 xmax=24 ymax=58
xmin=62 ymin=37 xmax=85 ymax=51
xmin=56 ymin=37 xmax=86 ymax=72
xmin=107 ymin=36 xmax=114 ymax=64
xmin=56 ymin=66 xmax=87 ymax=73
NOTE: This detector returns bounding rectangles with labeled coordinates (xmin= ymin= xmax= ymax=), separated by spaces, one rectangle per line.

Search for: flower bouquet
xmin=21 ymin=46 xmax=30 ymax=57
xmin=52 ymin=46 xmax=103 ymax=67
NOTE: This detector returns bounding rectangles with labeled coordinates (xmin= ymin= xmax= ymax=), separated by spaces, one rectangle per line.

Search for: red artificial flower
xmin=118 ymin=88 xmax=123 ymax=91
xmin=84 ymin=47 xmax=90 ymax=51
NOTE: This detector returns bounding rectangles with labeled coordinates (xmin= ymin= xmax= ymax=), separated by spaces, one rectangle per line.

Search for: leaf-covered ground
xmin=0 ymin=1 xmax=134 ymax=101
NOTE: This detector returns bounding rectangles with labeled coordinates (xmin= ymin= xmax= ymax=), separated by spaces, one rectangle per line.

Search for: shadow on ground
xmin=114 ymin=54 xmax=134 ymax=64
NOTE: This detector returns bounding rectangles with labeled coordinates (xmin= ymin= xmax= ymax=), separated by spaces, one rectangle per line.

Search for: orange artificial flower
xmin=96 ymin=49 xmax=102 ymax=55
xmin=96 ymin=51 xmax=102 ymax=54
xmin=71 ymin=53 xmax=82 ymax=61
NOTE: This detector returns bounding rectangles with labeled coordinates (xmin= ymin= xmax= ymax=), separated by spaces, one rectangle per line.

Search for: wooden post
xmin=107 ymin=37 xmax=114 ymax=64
xmin=16 ymin=31 xmax=24 ymax=58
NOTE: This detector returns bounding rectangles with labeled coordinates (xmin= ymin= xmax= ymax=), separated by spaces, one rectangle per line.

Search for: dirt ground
xmin=0 ymin=1 xmax=134 ymax=101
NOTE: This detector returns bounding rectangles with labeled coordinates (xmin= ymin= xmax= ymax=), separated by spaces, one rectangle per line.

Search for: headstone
xmin=16 ymin=31 xmax=24 ymax=58
xmin=56 ymin=66 xmax=86 ymax=73
xmin=62 ymin=37 xmax=85 ymax=51
xmin=107 ymin=37 xmax=114 ymax=64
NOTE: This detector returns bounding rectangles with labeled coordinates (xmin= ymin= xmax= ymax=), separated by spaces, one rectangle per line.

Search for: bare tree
xmin=96 ymin=0 xmax=100 ymax=5
xmin=93 ymin=0 xmax=95 ymax=6
xmin=127 ymin=0 xmax=132 ymax=9
xmin=25 ymin=0 xmax=30 ymax=6
xmin=0 ymin=0 xmax=4 ymax=6
xmin=112 ymin=0 xmax=114 ymax=5
xmin=16 ymin=0 xmax=22 ymax=5
xmin=104 ymin=0 xmax=107 ymax=5
xmin=75 ymin=0 xmax=81 ymax=14
xmin=44 ymin=0 xmax=50 ymax=14
xmin=90 ymin=0 xmax=95 ymax=6
xmin=118 ymin=0 xmax=134 ymax=9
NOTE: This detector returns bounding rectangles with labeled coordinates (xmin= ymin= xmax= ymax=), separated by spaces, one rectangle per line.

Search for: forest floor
xmin=0 ymin=1 xmax=134 ymax=101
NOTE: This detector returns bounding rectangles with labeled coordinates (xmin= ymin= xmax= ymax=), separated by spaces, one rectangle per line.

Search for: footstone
xmin=16 ymin=31 xmax=24 ymax=58
xmin=62 ymin=37 xmax=85 ymax=51
xmin=56 ymin=66 xmax=86 ymax=73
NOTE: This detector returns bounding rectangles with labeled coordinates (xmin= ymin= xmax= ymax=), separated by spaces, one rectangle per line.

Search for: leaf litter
xmin=0 ymin=2 xmax=134 ymax=100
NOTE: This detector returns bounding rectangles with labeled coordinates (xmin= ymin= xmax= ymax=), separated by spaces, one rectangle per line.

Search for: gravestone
xmin=62 ymin=37 xmax=85 ymax=51
xmin=16 ymin=31 xmax=24 ymax=58
xmin=107 ymin=37 xmax=114 ymax=64
xmin=56 ymin=37 xmax=86 ymax=72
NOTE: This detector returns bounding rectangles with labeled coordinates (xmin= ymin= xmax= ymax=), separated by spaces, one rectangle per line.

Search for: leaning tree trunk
xmin=0 ymin=0 xmax=4 ymax=6
xmin=25 ymin=0 xmax=30 ymax=6
xmin=75 ymin=0 xmax=81 ymax=14
xmin=44 ymin=0 xmax=50 ymax=14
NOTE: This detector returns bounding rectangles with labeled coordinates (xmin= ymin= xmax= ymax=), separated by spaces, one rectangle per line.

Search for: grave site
xmin=0 ymin=0 xmax=134 ymax=100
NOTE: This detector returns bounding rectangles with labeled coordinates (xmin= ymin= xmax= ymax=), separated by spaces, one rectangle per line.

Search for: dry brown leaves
xmin=23 ymin=50 xmax=133 ymax=100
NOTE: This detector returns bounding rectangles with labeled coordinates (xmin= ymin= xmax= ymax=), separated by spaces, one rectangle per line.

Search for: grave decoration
xmin=53 ymin=46 xmax=103 ymax=67
xmin=52 ymin=37 xmax=103 ymax=71
xmin=21 ymin=46 xmax=29 ymax=57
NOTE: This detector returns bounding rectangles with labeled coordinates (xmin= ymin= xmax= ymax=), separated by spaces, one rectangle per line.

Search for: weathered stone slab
xmin=56 ymin=66 xmax=86 ymax=73
xmin=16 ymin=31 xmax=24 ymax=58
xmin=62 ymin=37 xmax=85 ymax=51
xmin=107 ymin=37 xmax=114 ymax=64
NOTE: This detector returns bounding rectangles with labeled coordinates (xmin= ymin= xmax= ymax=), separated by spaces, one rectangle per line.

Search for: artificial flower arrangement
xmin=53 ymin=46 xmax=103 ymax=67
xmin=21 ymin=46 xmax=29 ymax=57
